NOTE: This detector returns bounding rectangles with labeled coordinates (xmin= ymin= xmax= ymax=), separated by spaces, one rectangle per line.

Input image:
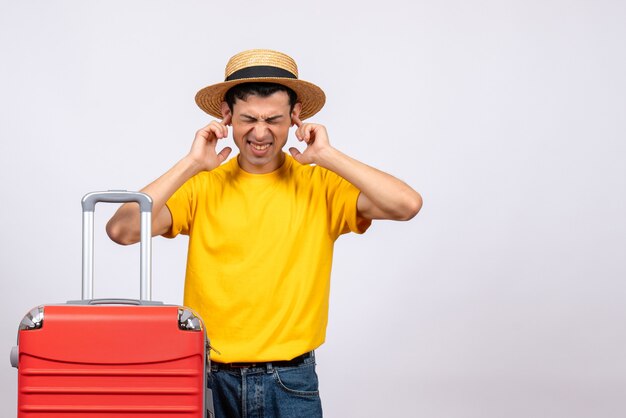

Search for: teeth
xmin=252 ymin=143 xmax=270 ymax=150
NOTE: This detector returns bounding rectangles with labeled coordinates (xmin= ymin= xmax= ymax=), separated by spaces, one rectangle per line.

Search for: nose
xmin=252 ymin=122 xmax=270 ymax=140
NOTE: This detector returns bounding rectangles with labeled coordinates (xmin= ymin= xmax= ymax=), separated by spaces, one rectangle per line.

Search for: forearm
xmin=106 ymin=156 xmax=201 ymax=244
xmin=316 ymin=147 xmax=422 ymax=221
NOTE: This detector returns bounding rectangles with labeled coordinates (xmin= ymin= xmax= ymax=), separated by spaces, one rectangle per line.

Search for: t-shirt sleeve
xmin=163 ymin=176 xmax=197 ymax=238
xmin=325 ymin=172 xmax=372 ymax=239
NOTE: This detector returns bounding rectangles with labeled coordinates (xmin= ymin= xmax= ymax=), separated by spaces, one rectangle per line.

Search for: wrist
xmin=315 ymin=146 xmax=343 ymax=170
xmin=180 ymin=154 xmax=205 ymax=176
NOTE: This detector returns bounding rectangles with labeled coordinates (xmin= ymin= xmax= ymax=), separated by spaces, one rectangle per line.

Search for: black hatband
xmin=226 ymin=65 xmax=297 ymax=81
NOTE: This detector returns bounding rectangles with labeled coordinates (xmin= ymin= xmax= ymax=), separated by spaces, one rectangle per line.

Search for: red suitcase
xmin=10 ymin=191 xmax=213 ymax=418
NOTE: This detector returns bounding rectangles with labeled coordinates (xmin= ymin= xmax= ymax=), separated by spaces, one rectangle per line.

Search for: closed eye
xmin=240 ymin=115 xmax=258 ymax=123
xmin=265 ymin=116 xmax=284 ymax=124
xmin=238 ymin=114 xmax=284 ymax=124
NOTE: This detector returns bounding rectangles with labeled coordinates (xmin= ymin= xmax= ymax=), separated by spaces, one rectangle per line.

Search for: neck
xmin=237 ymin=152 xmax=286 ymax=174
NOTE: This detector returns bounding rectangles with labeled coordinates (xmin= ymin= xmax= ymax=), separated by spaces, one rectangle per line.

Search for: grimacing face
xmin=221 ymin=91 xmax=301 ymax=174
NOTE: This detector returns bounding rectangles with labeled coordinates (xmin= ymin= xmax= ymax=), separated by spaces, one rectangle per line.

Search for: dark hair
xmin=224 ymin=82 xmax=298 ymax=113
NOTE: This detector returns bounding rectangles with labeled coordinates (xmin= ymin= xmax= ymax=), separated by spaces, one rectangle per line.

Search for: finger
xmin=216 ymin=120 xmax=229 ymax=139
xmin=295 ymin=123 xmax=305 ymax=141
xmin=297 ymin=123 xmax=314 ymax=142
xmin=217 ymin=147 xmax=232 ymax=164
xmin=295 ymin=125 xmax=303 ymax=141
xmin=203 ymin=124 xmax=219 ymax=140
xmin=209 ymin=121 xmax=227 ymax=139
xmin=222 ymin=113 xmax=232 ymax=127
xmin=288 ymin=147 xmax=302 ymax=161
xmin=302 ymin=124 xmax=314 ymax=143
xmin=292 ymin=115 xmax=303 ymax=128
xmin=196 ymin=125 xmax=216 ymax=141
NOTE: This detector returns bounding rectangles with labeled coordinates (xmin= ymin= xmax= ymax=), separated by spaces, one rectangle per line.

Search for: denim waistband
xmin=211 ymin=351 xmax=314 ymax=372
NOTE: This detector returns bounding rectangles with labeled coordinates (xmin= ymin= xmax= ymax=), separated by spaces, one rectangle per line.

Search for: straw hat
xmin=195 ymin=49 xmax=326 ymax=120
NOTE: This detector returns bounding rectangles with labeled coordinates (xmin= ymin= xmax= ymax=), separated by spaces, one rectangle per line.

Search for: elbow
xmin=398 ymin=192 xmax=423 ymax=221
xmin=106 ymin=219 xmax=138 ymax=246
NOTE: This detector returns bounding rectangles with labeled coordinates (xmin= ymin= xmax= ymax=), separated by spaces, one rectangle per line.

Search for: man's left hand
xmin=289 ymin=116 xmax=332 ymax=165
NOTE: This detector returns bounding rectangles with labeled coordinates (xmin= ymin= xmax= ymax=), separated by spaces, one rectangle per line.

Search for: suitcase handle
xmin=67 ymin=298 xmax=164 ymax=306
xmin=87 ymin=298 xmax=143 ymax=305
xmin=81 ymin=191 xmax=153 ymax=301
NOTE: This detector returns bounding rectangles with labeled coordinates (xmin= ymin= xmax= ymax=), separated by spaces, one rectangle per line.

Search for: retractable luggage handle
xmin=81 ymin=191 xmax=153 ymax=301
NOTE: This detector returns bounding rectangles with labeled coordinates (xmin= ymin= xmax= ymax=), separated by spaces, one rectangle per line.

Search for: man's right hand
xmin=188 ymin=115 xmax=233 ymax=172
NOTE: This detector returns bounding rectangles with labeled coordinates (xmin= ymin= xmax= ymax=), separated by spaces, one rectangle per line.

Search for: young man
xmin=107 ymin=49 xmax=422 ymax=418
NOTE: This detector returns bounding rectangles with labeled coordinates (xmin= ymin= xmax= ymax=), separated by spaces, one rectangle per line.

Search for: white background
xmin=1 ymin=1 xmax=625 ymax=417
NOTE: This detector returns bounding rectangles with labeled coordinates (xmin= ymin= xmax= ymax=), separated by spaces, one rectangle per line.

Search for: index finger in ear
xmin=221 ymin=113 xmax=232 ymax=127
xmin=292 ymin=115 xmax=303 ymax=128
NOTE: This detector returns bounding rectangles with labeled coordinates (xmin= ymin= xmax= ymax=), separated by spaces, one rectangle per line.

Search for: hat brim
xmin=195 ymin=77 xmax=326 ymax=121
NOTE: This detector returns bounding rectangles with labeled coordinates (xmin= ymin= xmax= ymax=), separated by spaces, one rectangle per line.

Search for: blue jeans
xmin=208 ymin=352 xmax=323 ymax=418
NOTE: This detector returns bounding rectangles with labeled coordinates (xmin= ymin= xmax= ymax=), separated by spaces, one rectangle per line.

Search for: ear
xmin=220 ymin=102 xmax=232 ymax=125
xmin=291 ymin=102 xmax=302 ymax=126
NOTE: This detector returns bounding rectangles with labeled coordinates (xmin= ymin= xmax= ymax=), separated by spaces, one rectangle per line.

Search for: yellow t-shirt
xmin=165 ymin=154 xmax=371 ymax=363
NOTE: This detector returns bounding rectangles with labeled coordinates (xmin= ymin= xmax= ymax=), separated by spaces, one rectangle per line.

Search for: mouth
xmin=246 ymin=140 xmax=274 ymax=157
xmin=248 ymin=141 xmax=271 ymax=151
